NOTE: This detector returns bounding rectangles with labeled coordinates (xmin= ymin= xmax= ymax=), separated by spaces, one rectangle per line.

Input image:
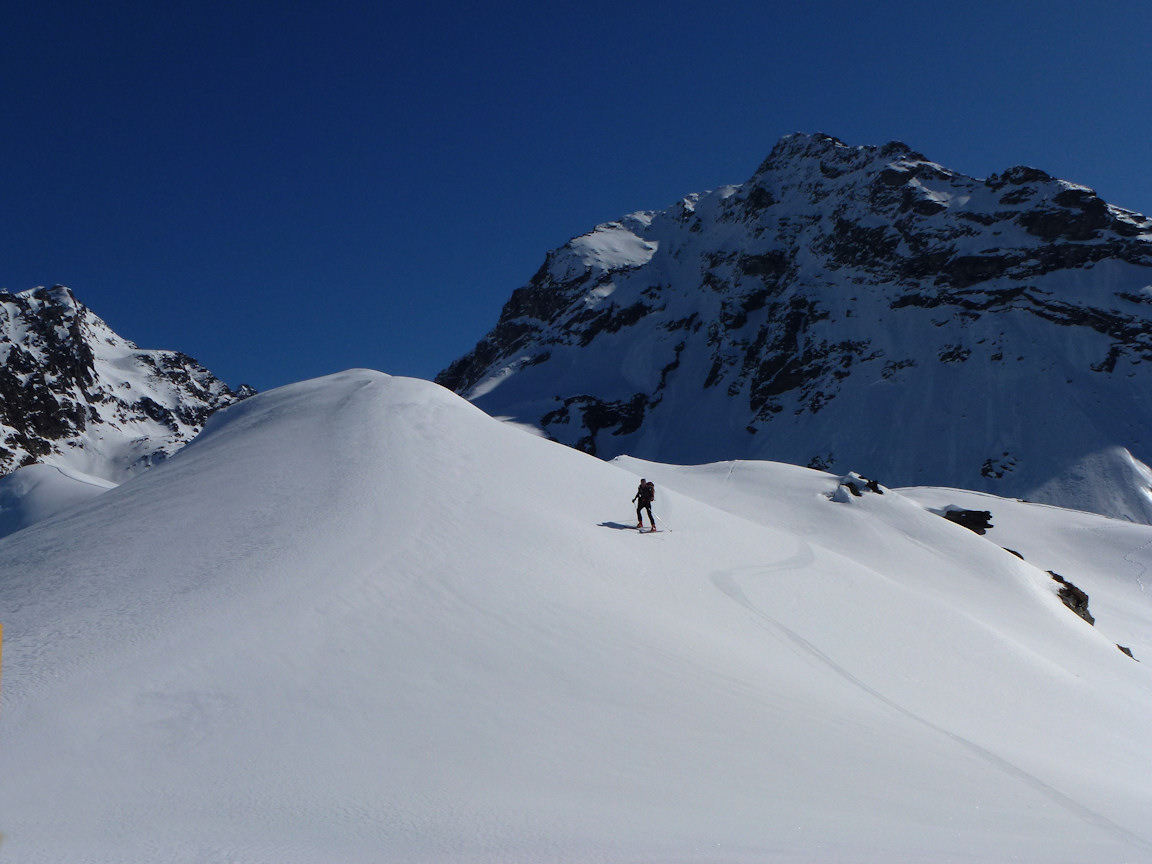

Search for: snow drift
xmin=1 ymin=370 xmax=1150 ymax=863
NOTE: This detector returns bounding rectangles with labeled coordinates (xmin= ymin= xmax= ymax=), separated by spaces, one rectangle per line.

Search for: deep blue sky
xmin=4 ymin=2 xmax=1150 ymax=392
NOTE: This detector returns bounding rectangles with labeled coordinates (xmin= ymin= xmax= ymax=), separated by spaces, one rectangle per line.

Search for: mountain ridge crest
xmin=437 ymin=133 xmax=1152 ymax=521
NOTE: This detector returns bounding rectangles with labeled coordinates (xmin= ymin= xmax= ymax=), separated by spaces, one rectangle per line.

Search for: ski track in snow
xmin=6 ymin=373 xmax=1152 ymax=861
xmin=1121 ymin=534 xmax=1152 ymax=596
xmin=1065 ymin=520 xmax=1152 ymax=597
xmin=709 ymin=548 xmax=1152 ymax=855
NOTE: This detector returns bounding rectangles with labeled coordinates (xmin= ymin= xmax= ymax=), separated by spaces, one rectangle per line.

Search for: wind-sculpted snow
xmin=1 ymin=371 xmax=1151 ymax=862
xmin=438 ymin=133 xmax=1152 ymax=522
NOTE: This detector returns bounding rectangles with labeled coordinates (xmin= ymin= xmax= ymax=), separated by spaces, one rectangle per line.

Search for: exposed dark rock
xmin=985 ymin=166 xmax=1054 ymax=190
xmin=1017 ymin=189 xmax=1113 ymax=242
xmin=1 ymin=286 xmax=252 ymax=479
xmin=823 ymin=219 xmax=900 ymax=269
xmin=541 ymin=393 xmax=651 ymax=456
xmin=742 ymin=185 xmax=776 ymax=213
xmin=981 ymin=453 xmax=1018 ymax=479
xmin=739 ymin=251 xmax=791 ymax=281
xmin=881 ymin=358 xmax=917 ymax=379
xmin=574 ymin=300 xmax=655 ymax=347
xmin=832 ymin=473 xmax=884 ymax=501
xmin=938 ymin=345 xmax=971 ymax=363
xmin=942 ymin=255 xmax=1016 ymax=289
xmin=1048 ymin=571 xmax=1095 ymax=625
xmin=943 ymin=509 xmax=994 ymax=534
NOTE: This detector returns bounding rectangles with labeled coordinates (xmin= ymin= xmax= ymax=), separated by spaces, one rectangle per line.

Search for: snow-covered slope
xmin=0 ymin=285 xmax=250 ymax=485
xmin=0 ymin=463 xmax=116 ymax=538
xmin=1 ymin=370 xmax=1150 ymax=863
xmin=899 ymin=483 xmax=1152 ymax=666
xmin=438 ymin=133 xmax=1152 ymax=522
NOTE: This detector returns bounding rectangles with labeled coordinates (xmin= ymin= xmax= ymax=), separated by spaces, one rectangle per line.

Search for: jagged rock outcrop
xmin=1 ymin=285 xmax=253 ymax=482
xmin=943 ymin=508 xmax=995 ymax=535
xmin=438 ymin=133 xmax=1152 ymax=521
xmin=1048 ymin=571 xmax=1095 ymax=626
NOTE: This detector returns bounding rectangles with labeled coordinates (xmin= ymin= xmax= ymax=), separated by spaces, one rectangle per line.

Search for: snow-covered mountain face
xmin=438 ymin=133 xmax=1152 ymax=521
xmin=0 ymin=285 xmax=252 ymax=483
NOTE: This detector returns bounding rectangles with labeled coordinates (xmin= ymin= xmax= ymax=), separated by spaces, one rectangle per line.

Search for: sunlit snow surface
xmin=1 ymin=371 xmax=1150 ymax=863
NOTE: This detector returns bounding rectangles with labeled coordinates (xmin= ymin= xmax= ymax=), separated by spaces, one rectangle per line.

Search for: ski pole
xmin=654 ymin=513 xmax=671 ymax=532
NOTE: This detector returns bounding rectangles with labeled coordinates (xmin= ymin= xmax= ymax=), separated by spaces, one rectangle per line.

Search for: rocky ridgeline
xmin=438 ymin=133 xmax=1152 ymax=520
xmin=1 ymin=285 xmax=252 ymax=481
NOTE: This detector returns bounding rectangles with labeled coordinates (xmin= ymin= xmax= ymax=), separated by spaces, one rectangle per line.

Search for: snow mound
xmin=1 ymin=370 xmax=1151 ymax=862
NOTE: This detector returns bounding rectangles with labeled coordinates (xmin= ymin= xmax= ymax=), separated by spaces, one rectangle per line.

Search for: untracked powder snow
xmin=1 ymin=371 xmax=1150 ymax=863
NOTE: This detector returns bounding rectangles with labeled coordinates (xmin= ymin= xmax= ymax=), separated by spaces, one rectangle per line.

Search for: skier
xmin=633 ymin=478 xmax=656 ymax=531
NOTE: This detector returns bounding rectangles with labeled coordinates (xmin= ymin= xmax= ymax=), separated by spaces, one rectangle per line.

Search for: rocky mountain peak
xmin=437 ymin=134 xmax=1152 ymax=521
xmin=754 ymin=132 xmax=925 ymax=178
xmin=1 ymin=285 xmax=252 ymax=482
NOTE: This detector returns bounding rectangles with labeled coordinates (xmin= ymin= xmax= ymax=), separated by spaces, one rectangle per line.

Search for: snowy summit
xmin=439 ymin=134 xmax=1152 ymax=522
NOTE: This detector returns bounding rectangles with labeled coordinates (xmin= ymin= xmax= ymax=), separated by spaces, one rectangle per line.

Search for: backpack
xmin=643 ymin=481 xmax=655 ymax=503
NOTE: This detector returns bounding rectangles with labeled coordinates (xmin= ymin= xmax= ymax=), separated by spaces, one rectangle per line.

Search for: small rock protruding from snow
xmin=941 ymin=507 xmax=995 ymax=535
xmin=831 ymin=471 xmax=885 ymax=502
xmin=1049 ymin=570 xmax=1096 ymax=625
